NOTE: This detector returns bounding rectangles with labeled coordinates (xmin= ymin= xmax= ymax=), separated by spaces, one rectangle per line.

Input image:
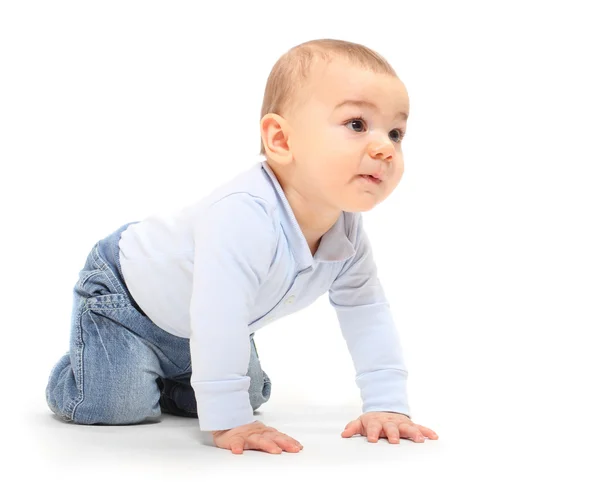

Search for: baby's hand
xmin=341 ymin=411 xmax=438 ymax=444
xmin=212 ymin=420 xmax=303 ymax=455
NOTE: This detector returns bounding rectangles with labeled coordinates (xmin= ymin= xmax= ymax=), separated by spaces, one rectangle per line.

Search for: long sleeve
xmin=189 ymin=193 xmax=276 ymax=431
xmin=328 ymin=214 xmax=410 ymax=418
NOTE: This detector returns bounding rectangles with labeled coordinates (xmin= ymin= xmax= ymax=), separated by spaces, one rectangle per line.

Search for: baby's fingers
xmin=341 ymin=419 xmax=362 ymax=438
xmin=243 ymin=433 xmax=282 ymax=454
xmin=366 ymin=421 xmax=383 ymax=442
xmin=257 ymin=435 xmax=283 ymax=454
xmin=399 ymin=423 xmax=425 ymax=443
xmin=383 ymin=422 xmax=400 ymax=444
xmin=229 ymin=435 xmax=246 ymax=454
xmin=416 ymin=424 xmax=439 ymax=439
xmin=273 ymin=435 xmax=303 ymax=452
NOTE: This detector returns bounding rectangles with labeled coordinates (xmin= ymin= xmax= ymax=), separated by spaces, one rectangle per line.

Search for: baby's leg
xmin=46 ymin=224 xmax=189 ymax=425
xmin=158 ymin=332 xmax=272 ymax=417
xmin=46 ymin=288 xmax=166 ymax=425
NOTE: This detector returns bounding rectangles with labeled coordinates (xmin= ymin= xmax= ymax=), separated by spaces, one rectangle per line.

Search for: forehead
xmin=307 ymin=58 xmax=409 ymax=114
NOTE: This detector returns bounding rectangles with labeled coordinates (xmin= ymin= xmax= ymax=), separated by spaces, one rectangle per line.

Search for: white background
xmin=1 ymin=0 xmax=599 ymax=488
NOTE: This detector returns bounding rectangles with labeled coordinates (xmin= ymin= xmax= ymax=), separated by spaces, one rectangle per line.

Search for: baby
xmin=45 ymin=38 xmax=438 ymax=455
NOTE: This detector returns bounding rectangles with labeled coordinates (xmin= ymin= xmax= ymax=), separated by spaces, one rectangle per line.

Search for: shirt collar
xmin=260 ymin=160 xmax=356 ymax=270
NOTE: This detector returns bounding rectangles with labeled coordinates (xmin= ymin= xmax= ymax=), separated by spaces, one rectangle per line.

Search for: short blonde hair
xmin=259 ymin=38 xmax=398 ymax=156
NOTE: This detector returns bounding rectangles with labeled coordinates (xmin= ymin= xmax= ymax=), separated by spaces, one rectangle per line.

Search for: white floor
xmin=9 ymin=392 xmax=596 ymax=489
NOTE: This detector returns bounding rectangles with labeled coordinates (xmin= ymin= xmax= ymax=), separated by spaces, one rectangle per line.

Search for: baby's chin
xmin=340 ymin=199 xmax=380 ymax=213
xmin=341 ymin=189 xmax=387 ymax=212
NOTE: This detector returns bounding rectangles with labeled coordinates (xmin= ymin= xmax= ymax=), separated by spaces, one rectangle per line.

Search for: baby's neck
xmin=267 ymin=160 xmax=340 ymax=255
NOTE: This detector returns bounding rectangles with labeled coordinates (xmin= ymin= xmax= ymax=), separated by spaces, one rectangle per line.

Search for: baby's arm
xmin=188 ymin=193 xmax=276 ymax=432
xmin=328 ymin=214 xmax=410 ymax=418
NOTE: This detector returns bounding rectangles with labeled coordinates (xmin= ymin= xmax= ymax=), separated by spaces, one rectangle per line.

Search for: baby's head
xmin=259 ymin=39 xmax=409 ymax=213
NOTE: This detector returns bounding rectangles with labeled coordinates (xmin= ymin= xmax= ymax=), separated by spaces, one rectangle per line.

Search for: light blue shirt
xmin=119 ymin=159 xmax=410 ymax=431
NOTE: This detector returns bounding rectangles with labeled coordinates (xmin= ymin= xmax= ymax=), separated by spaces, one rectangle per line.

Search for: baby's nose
xmin=368 ymin=139 xmax=394 ymax=161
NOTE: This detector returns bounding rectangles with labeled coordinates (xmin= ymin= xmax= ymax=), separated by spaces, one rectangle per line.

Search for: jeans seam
xmin=86 ymin=299 xmax=130 ymax=310
xmin=64 ymin=306 xmax=87 ymax=421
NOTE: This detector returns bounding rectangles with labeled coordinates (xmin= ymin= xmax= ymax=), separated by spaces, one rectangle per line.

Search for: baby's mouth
xmin=360 ymin=174 xmax=382 ymax=184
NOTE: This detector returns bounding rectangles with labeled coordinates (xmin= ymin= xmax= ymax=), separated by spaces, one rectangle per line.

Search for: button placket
xmin=262 ymin=269 xmax=311 ymax=323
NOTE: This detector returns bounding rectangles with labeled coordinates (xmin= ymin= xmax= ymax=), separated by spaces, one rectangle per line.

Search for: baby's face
xmin=286 ymin=58 xmax=409 ymax=213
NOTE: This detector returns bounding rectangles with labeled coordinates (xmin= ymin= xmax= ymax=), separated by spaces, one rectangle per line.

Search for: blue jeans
xmin=46 ymin=222 xmax=272 ymax=425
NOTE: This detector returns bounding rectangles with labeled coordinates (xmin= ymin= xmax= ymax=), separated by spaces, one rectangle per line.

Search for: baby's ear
xmin=260 ymin=113 xmax=293 ymax=165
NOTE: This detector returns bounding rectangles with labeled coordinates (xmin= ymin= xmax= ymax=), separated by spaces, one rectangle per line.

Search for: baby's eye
xmin=345 ymin=118 xmax=366 ymax=132
xmin=389 ymin=129 xmax=404 ymax=143
xmin=345 ymin=118 xmax=405 ymax=143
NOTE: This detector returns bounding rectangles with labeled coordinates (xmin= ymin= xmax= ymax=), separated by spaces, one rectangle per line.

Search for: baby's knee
xmin=46 ymin=355 xmax=160 ymax=425
xmin=74 ymin=381 xmax=161 ymax=425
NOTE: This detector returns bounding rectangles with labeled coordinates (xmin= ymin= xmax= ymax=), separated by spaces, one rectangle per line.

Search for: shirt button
xmin=285 ymin=295 xmax=296 ymax=304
